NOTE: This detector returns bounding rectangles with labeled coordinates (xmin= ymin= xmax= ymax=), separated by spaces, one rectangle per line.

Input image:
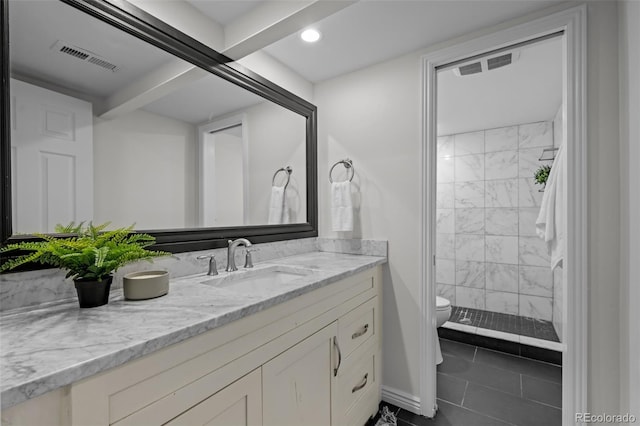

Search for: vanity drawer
xmin=337 ymin=297 xmax=377 ymax=358
xmin=334 ymin=343 xmax=379 ymax=424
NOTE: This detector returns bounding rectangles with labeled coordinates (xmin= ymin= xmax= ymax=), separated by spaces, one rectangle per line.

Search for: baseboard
xmin=381 ymin=385 xmax=421 ymax=414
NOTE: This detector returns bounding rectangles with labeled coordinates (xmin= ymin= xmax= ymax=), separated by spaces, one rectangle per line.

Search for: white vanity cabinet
xmin=165 ymin=368 xmax=262 ymax=426
xmin=263 ymin=323 xmax=337 ymax=426
xmin=1 ymin=266 xmax=382 ymax=426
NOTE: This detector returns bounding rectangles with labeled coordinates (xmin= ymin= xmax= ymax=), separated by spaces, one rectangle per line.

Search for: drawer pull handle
xmin=352 ymin=324 xmax=369 ymax=339
xmin=333 ymin=336 xmax=342 ymax=377
xmin=352 ymin=373 xmax=368 ymax=393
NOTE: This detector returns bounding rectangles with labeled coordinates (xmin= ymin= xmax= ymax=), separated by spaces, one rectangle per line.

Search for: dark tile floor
xmin=370 ymin=338 xmax=561 ymax=426
xmin=449 ymin=306 xmax=560 ymax=342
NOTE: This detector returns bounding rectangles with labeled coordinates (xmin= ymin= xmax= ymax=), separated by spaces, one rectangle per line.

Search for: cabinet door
xmin=262 ymin=323 xmax=338 ymax=426
xmin=164 ymin=368 xmax=262 ymax=426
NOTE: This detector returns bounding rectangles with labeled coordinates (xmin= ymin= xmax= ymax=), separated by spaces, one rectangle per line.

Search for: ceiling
xmin=9 ymin=0 xmax=172 ymax=98
xmin=437 ymin=36 xmax=563 ymax=135
xmin=187 ymin=0 xmax=565 ymax=133
xmin=9 ymin=0 xmax=566 ymax=126
xmin=260 ymin=0 xmax=562 ymax=83
xmin=188 ymin=0 xmax=264 ymax=26
xmin=182 ymin=0 xmax=564 ymax=83
xmin=9 ymin=0 xmax=264 ymax=123
xmin=143 ymin=73 xmax=263 ymax=124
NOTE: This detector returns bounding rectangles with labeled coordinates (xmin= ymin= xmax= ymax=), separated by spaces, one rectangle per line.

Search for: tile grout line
xmin=520 ymin=395 xmax=563 ymax=410
xmin=437 ymin=397 xmax=519 ymax=426
xmin=472 ymin=353 xmax=562 ymax=380
xmin=520 ymin=371 xmax=562 ymax=385
xmin=460 ymin=380 xmax=470 ymax=406
xmin=520 ymin=373 xmax=523 ymax=398
xmin=466 ymin=378 xmax=563 ymax=412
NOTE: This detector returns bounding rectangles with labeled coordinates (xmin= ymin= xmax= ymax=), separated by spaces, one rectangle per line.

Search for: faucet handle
xmin=244 ymin=248 xmax=257 ymax=268
xmin=197 ymin=254 xmax=218 ymax=276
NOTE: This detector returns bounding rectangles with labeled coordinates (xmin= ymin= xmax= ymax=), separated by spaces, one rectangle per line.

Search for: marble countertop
xmin=0 ymin=251 xmax=386 ymax=410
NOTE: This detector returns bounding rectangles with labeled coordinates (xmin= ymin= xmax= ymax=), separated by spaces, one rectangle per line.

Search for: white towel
xmin=331 ymin=181 xmax=353 ymax=232
xmin=536 ymin=143 xmax=565 ymax=270
xmin=268 ymin=186 xmax=289 ymax=225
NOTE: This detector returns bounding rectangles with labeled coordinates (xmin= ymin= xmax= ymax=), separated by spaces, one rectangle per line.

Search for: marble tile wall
xmin=436 ymin=120 xmax=558 ymax=323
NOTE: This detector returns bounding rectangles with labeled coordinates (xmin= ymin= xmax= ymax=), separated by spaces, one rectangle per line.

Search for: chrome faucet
xmin=226 ymin=238 xmax=252 ymax=272
xmin=196 ymin=254 xmax=218 ymax=276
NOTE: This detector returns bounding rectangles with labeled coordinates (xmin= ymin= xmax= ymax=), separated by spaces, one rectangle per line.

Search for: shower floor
xmin=448 ymin=306 xmax=560 ymax=342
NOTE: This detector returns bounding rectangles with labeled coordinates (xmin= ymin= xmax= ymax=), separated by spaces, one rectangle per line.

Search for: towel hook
xmin=329 ymin=159 xmax=355 ymax=183
xmin=272 ymin=166 xmax=293 ymax=189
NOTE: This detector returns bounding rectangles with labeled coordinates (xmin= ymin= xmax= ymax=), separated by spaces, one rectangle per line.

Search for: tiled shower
xmin=436 ymin=117 xmax=562 ymax=340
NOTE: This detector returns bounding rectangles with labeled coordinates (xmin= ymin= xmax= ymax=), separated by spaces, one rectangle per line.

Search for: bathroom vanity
xmin=0 ymin=252 xmax=385 ymax=426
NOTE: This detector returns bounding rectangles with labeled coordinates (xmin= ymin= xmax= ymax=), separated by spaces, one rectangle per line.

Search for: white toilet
xmin=435 ymin=296 xmax=452 ymax=364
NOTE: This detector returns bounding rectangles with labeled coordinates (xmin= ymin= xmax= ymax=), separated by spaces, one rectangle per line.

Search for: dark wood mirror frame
xmin=0 ymin=0 xmax=318 ymax=261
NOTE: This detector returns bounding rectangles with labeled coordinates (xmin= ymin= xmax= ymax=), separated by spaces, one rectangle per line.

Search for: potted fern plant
xmin=0 ymin=222 xmax=169 ymax=308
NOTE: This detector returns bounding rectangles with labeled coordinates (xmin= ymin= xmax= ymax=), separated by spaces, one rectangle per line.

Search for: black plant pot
xmin=74 ymin=276 xmax=113 ymax=308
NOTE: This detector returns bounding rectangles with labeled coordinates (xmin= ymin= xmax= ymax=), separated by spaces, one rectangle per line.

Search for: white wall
xmin=315 ymin=52 xmax=423 ymax=396
xmin=93 ymin=109 xmax=197 ymax=230
xmin=316 ymin=1 xmax=624 ymax=413
xmin=243 ymin=101 xmax=307 ymax=225
xmin=618 ymin=0 xmax=640 ymax=418
xmin=238 ymin=51 xmax=314 ymax=102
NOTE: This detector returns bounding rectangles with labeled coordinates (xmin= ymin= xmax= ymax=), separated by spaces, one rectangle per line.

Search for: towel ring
xmin=272 ymin=166 xmax=293 ymax=188
xmin=329 ymin=159 xmax=354 ymax=183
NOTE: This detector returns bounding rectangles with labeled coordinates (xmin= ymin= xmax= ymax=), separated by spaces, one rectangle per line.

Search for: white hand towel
xmin=536 ymin=143 xmax=565 ymax=270
xmin=268 ymin=186 xmax=289 ymax=224
xmin=331 ymin=181 xmax=353 ymax=232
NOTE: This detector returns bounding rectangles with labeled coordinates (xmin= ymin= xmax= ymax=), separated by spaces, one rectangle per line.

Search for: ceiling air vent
xmin=453 ymin=50 xmax=520 ymax=77
xmin=487 ymin=53 xmax=512 ymax=70
xmin=51 ymin=40 xmax=120 ymax=72
xmin=458 ymin=62 xmax=482 ymax=76
xmin=59 ymin=45 xmax=90 ymax=60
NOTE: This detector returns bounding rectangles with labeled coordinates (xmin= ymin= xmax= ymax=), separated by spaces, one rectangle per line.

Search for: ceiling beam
xmin=222 ymin=0 xmax=358 ymax=60
xmin=98 ymin=60 xmax=207 ymax=119
xmin=98 ymin=0 xmax=358 ymax=118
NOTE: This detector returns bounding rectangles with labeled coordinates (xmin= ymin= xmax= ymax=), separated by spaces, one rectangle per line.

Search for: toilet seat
xmin=436 ymin=296 xmax=451 ymax=310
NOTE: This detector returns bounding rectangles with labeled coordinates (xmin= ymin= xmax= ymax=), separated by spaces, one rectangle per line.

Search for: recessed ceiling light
xmin=301 ymin=29 xmax=321 ymax=43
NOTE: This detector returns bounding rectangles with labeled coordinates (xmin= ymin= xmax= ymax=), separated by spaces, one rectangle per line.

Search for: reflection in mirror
xmin=8 ymin=0 xmax=307 ymax=234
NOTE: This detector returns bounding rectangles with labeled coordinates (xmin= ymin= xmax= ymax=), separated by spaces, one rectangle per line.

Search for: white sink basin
xmin=200 ymin=265 xmax=314 ymax=292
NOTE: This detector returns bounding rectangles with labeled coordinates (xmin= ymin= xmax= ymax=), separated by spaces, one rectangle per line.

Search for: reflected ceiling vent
xmin=51 ymin=40 xmax=120 ymax=72
xmin=453 ymin=50 xmax=520 ymax=77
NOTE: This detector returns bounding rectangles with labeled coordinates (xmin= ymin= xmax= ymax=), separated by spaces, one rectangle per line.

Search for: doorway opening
xmin=436 ymin=33 xmax=564 ymax=349
xmin=420 ymin=6 xmax=587 ymax=425
xmin=198 ymin=114 xmax=249 ymax=227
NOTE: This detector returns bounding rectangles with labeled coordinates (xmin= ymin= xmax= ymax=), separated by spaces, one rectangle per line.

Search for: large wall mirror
xmin=0 ymin=0 xmax=318 ymax=255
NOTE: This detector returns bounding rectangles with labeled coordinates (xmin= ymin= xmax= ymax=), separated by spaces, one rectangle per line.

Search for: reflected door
xmin=199 ymin=118 xmax=247 ymax=227
xmin=10 ymin=78 xmax=93 ymax=233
